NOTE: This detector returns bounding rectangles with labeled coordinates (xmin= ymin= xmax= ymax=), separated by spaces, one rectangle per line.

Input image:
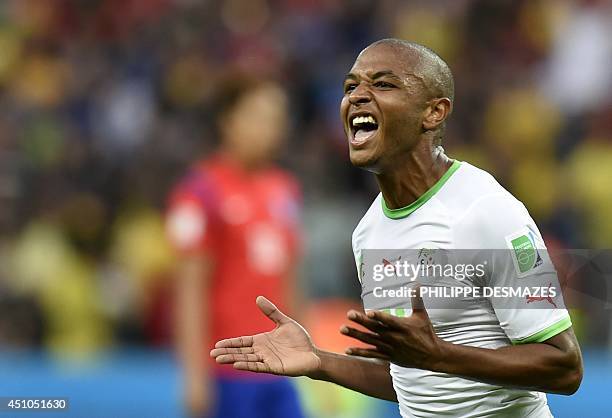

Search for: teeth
xmin=352 ymin=115 xmax=377 ymax=127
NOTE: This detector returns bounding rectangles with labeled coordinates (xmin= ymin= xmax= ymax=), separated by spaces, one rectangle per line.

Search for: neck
xmin=375 ymin=141 xmax=452 ymax=210
xmin=218 ymin=145 xmax=269 ymax=172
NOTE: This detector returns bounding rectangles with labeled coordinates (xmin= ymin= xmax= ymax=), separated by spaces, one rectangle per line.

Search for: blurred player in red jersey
xmin=166 ymin=76 xmax=304 ymax=418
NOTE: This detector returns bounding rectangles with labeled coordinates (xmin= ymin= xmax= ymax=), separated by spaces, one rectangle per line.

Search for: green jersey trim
xmin=382 ymin=160 xmax=462 ymax=220
xmin=512 ymin=316 xmax=572 ymax=345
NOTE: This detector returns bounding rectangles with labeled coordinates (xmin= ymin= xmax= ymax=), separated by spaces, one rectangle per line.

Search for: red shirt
xmin=166 ymin=154 xmax=301 ymax=359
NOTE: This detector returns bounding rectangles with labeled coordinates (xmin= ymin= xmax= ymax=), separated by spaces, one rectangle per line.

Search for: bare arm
xmin=433 ymin=328 xmax=582 ymax=394
xmin=210 ymin=297 xmax=397 ymax=401
xmin=342 ymin=292 xmax=583 ymax=395
xmin=175 ymin=255 xmax=213 ymax=416
xmin=312 ymin=351 xmax=396 ymax=401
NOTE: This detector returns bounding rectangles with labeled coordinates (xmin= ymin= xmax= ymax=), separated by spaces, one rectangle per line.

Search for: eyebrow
xmin=344 ymin=70 xmax=402 ymax=82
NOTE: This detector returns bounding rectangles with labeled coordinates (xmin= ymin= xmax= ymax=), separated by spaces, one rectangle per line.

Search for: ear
xmin=422 ymin=98 xmax=452 ymax=131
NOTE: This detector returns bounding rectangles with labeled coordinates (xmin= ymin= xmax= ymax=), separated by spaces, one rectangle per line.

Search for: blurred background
xmin=0 ymin=0 xmax=611 ymax=417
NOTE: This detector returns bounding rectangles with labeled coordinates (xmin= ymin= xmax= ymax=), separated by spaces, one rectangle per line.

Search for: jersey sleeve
xmin=460 ymin=193 xmax=572 ymax=345
xmin=166 ymin=171 xmax=219 ymax=255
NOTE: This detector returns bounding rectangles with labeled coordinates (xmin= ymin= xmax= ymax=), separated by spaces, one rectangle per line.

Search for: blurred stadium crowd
xmin=0 ymin=0 xmax=611 ymax=360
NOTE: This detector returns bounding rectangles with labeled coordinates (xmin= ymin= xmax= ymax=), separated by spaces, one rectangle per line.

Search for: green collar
xmin=381 ymin=160 xmax=462 ymax=220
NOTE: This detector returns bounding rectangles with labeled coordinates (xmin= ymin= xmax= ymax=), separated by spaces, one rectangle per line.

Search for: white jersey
xmin=352 ymin=160 xmax=571 ymax=418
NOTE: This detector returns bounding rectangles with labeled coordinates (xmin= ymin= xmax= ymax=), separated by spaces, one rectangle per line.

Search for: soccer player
xmin=210 ymin=39 xmax=583 ymax=417
xmin=166 ymin=76 xmax=304 ymax=418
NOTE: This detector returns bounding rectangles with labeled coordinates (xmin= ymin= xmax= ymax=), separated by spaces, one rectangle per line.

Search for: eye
xmin=374 ymin=81 xmax=395 ymax=89
xmin=344 ymin=82 xmax=357 ymax=94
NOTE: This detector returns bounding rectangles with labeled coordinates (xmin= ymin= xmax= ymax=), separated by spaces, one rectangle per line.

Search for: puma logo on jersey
xmin=526 ymin=283 xmax=557 ymax=308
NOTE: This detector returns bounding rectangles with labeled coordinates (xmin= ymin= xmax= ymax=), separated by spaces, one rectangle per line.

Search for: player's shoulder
xmin=438 ymin=161 xmax=514 ymax=208
xmin=451 ymin=161 xmax=526 ymax=212
xmin=169 ymin=158 xmax=219 ymax=204
xmin=449 ymin=162 xmax=535 ymax=247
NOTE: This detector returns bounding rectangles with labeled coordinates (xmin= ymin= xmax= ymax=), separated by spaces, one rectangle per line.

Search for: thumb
xmin=411 ymin=285 xmax=428 ymax=316
xmin=256 ymin=296 xmax=291 ymax=325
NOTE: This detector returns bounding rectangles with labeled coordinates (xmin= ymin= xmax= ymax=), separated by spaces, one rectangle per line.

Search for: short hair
xmin=367 ymin=38 xmax=454 ymax=103
xmin=211 ymin=73 xmax=279 ymax=123
xmin=365 ymin=39 xmax=454 ymax=144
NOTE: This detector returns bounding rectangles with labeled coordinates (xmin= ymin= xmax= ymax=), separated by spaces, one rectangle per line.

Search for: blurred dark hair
xmin=210 ymin=72 xmax=283 ymax=126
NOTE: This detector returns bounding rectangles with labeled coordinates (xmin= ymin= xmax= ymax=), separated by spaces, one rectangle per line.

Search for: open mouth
xmin=350 ymin=114 xmax=379 ymax=145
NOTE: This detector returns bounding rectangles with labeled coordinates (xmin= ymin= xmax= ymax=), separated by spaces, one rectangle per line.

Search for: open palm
xmin=210 ymin=296 xmax=321 ymax=377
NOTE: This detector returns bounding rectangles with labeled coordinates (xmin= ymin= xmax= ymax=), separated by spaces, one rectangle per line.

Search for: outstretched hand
xmin=341 ymin=289 xmax=446 ymax=370
xmin=210 ymin=296 xmax=321 ymax=377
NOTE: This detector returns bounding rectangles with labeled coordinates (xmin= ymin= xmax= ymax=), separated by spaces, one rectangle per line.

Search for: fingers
xmin=215 ymin=353 xmax=262 ymax=364
xmin=256 ymin=296 xmax=290 ymax=325
xmin=411 ymin=285 xmax=427 ymax=314
xmin=340 ymin=326 xmax=392 ymax=352
xmin=233 ymin=361 xmax=272 ymax=374
xmin=210 ymin=347 xmax=254 ymax=357
xmin=211 ymin=346 xmax=261 ymax=364
xmin=210 ymin=344 xmax=267 ymax=372
xmin=214 ymin=336 xmax=254 ymax=349
xmin=345 ymin=347 xmax=390 ymax=360
xmin=346 ymin=310 xmax=389 ymax=333
xmin=365 ymin=310 xmax=402 ymax=329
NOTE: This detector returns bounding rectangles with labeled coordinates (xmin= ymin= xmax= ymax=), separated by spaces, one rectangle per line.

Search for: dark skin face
xmin=340 ymin=43 xmax=452 ymax=175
